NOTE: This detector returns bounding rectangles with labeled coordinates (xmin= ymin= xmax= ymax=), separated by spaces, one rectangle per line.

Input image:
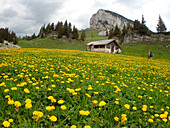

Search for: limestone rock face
xmin=90 ymin=9 xmax=134 ymax=30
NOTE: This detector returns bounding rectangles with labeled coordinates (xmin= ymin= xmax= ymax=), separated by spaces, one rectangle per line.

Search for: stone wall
xmin=122 ymin=34 xmax=170 ymax=43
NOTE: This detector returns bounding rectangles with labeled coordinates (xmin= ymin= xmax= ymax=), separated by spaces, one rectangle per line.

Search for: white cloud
xmin=0 ymin=0 xmax=169 ymax=36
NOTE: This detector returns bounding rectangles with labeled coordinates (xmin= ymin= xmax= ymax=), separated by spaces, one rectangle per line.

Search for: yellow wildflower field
xmin=0 ymin=48 xmax=169 ymax=127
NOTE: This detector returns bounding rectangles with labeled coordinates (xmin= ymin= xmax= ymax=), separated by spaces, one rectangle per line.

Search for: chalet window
xmin=106 ymin=44 xmax=110 ymax=49
xmin=94 ymin=45 xmax=99 ymax=48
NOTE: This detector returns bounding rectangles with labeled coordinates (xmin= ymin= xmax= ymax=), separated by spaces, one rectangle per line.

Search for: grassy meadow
xmin=0 ymin=48 xmax=169 ymax=128
xmin=0 ymin=30 xmax=170 ymax=127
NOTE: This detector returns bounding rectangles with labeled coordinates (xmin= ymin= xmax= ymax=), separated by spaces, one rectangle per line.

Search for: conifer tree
xmin=156 ymin=15 xmax=167 ymax=33
xmin=72 ymin=26 xmax=79 ymax=40
xmin=113 ymin=25 xmax=121 ymax=38
xmin=63 ymin=20 xmax=69 ymax=37
xmin=108 ymin=28 xmax=114 ymax=39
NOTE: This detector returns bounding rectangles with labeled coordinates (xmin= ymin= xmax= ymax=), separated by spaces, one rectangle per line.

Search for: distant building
xmin=86 ymin=39 xmax=121 ymax=53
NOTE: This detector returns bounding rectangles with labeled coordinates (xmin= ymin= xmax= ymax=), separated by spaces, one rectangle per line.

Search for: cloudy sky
xmin=0 ymin=0 xmax=169 ymax=36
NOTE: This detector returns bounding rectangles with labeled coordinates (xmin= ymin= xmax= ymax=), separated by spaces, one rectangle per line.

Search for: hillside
xmin=18 ymin=30 xmax=170 ymax=62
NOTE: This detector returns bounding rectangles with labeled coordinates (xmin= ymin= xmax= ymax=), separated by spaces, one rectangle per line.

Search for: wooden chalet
xmin=86 ymin=39 xmax=121 ymax=53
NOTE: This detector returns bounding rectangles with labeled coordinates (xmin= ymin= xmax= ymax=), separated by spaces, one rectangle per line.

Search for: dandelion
xmin=14 ymin=101 xmax=21 ymax=107
xmin=24 ymin=88 xmax=30 ymax=93
xmin=11 ymin=87 xmax=17 ymax=90
xmin=70 ymin=125 xmax=77 ymax=128
xmin=3 ymin=121 xmax=10 ymax=127
xmin=25 ymin=103 xmax=32 ymax=109
xmin=94 ymin=92 xmax=99 ymax=94
xmin=4 ymin=89 xmax=9 ymax=93
xmin=79 ymin=110 xmax=90 ymax=116
xmin=46 ymin=106 xmax=55 ymax=111
xmin=114 ymin=117 xmax=119 ymax=121
xmin=32 ymin=111 xmax=43 ymax=121
xmin=133 ymin=107 xmax=137 ymax=110
xmin=60 ymin=105 xmax=67 ymax=110
xmin=148 ymin=118 xmax=153 ymax=123
xmin=114 ymin=101 xmax=119 ymax=104
xmin=124 ymin=104 xmax=130 ymax=109
xmin=85 ymin=93 xmax=91 ymax=98
xmin=25 ymin=99 xmax=31 ymax=104
xmin=8 ymin=119 xmax=13 ymax=123
xmin=57 ymin=100 xmax=65 ymax=104
xmin=8 ymin=99 xmax=14 ymax=105
xmin=49 ymin=116 xmax=57 ymax=122
xmin=99 ymin=101 xmax=106 ymax=107
xmin=92 ymin=100 xmax=98 ymax=104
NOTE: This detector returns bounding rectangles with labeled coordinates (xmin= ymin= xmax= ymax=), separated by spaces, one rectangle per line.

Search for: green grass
xmin=120 ymin=41 xmax=170 ymax=62
xmin=18 ymin=30 xmax=170 ymax=62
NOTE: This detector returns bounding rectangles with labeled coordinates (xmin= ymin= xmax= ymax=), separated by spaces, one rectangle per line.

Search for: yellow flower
xmin=162 ymin=118 xmax=167 ymax=122
xmin=150 ymin=106 xmax=153 ymax=108
xmin=11 ymin=87 xmax=17 ymax=90
xmin=143 ymin=105 xmax=147 ymax=108
xmin=25 ymin=99 xmax=31 ymax=103
xmin=75 ymin=88 xmax=81 ymax=91
xmin=142 ymin=108 xmax=147 ymax=111
xmin=99 ymin=101 xmax=106 ymax=107
xmin=148 ymin=118 xmax=153 ymax=123
xmin=8 ymin=119 xmax=13 ymax=123
xmin=84 ymin=125 xmax=91 ymax=128
xmin=3 ymin=121 xmax=10 ymax=127
xmin=46 ymin=106 xmax=55 ymax=111
xmin=8 ymin=99 xmax=14 ymax=105
xmin=5 ymin=95 xmax=10 ymax=98
xmin=124 ymin=104 xmax=130 ymax=109
xmin=133 ymin=107 xmax=137 ymax=110
xmin=25 ymin=103 xmax=32 ymax=109
xmin=32 ymin=111 xmax=43 ymax=121
xmin=114 ymin=101 xmax=119 ymax=104
xmin=60 ymin=105 xmax=67 ymax=110
xmin=94 ymin=92 xmax=99 ymax=94
xmin=85 ymin=93 xmax=91 ymax=98
xmin=24 ymin=88 xmax=30 ymax=93
xmin=70 ymin=125 xmax=77 ymax=128
xmin=114 ymin=117 xmax=119 ymax=121
xmin=49 ymin=116 xmax=57 ymax=122
xmin=154 ymin=114 xmax=159 ymax=117
xmin=79 ymin=110 xmax=90 ymax=116
xmin=92 ymin=100 xmax=98 ymax=104
xmin=57 ymin=100 xmax=65 ymax=104
xmin=4 ymin=89 xmax=9 ymax=93
xmin=14 ymin=101 xmax=21 ymax=107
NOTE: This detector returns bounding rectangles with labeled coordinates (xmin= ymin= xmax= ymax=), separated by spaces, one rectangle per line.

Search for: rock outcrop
xmin=0 ymin=40 xmax=21 ymax=49
xmin=90 ymin=9 xmax=134 ymax=30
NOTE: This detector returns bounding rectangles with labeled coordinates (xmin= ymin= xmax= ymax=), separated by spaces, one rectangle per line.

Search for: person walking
xmin=147 ymin=50 xmax=153 ymax=62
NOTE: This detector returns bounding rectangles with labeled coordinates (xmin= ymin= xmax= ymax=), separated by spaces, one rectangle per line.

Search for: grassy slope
xmin=18 ymin=30 xmax=170 ymax=62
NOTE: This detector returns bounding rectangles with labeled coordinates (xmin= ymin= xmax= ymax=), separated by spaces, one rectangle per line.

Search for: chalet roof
xmin=87 ymin=39 xmax=116 ymax=46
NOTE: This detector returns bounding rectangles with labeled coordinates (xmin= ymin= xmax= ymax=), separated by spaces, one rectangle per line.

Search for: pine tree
xmin=113 ymin=25 xmax=121 ymax=38
xmin=156 ymin=15 xmax=167 ymax=33
xmin=72 ymin=26 xmax=79 ymax=40
xmin=133 ymin=20 xmax=141 ymax=31
xmin=57 ymin=22 xmax=63 ymax=38
xmin=63 ymin=20 xmax=69 ymax=37
xmin=141 ymin=15 xmax=146 ymax=25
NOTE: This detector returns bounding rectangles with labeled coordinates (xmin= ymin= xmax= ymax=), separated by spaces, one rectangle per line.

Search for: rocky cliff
xmin=90 ymin=9 xmax=134 ymax=30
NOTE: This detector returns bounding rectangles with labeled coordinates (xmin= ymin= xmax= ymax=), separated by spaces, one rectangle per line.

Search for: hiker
xmin=147 ymin=50 xmax=153 ymax=62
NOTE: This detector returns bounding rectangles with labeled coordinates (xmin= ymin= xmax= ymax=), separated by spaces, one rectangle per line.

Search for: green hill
xmin=18 ymin=30 xmax=170 ymax=62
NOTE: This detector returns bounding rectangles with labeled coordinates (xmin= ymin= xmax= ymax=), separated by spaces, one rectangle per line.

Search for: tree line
xmin=108 ymin=15 xmax=167 ymax=41
xmin=0 ymin=28 xmax=18 ymax=44
xmin=38 ymin=20 xmax=79 ymax=39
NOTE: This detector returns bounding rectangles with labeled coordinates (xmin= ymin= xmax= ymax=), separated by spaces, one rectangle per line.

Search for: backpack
xmin=150 ymin=51 xmax=153 ymax=57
